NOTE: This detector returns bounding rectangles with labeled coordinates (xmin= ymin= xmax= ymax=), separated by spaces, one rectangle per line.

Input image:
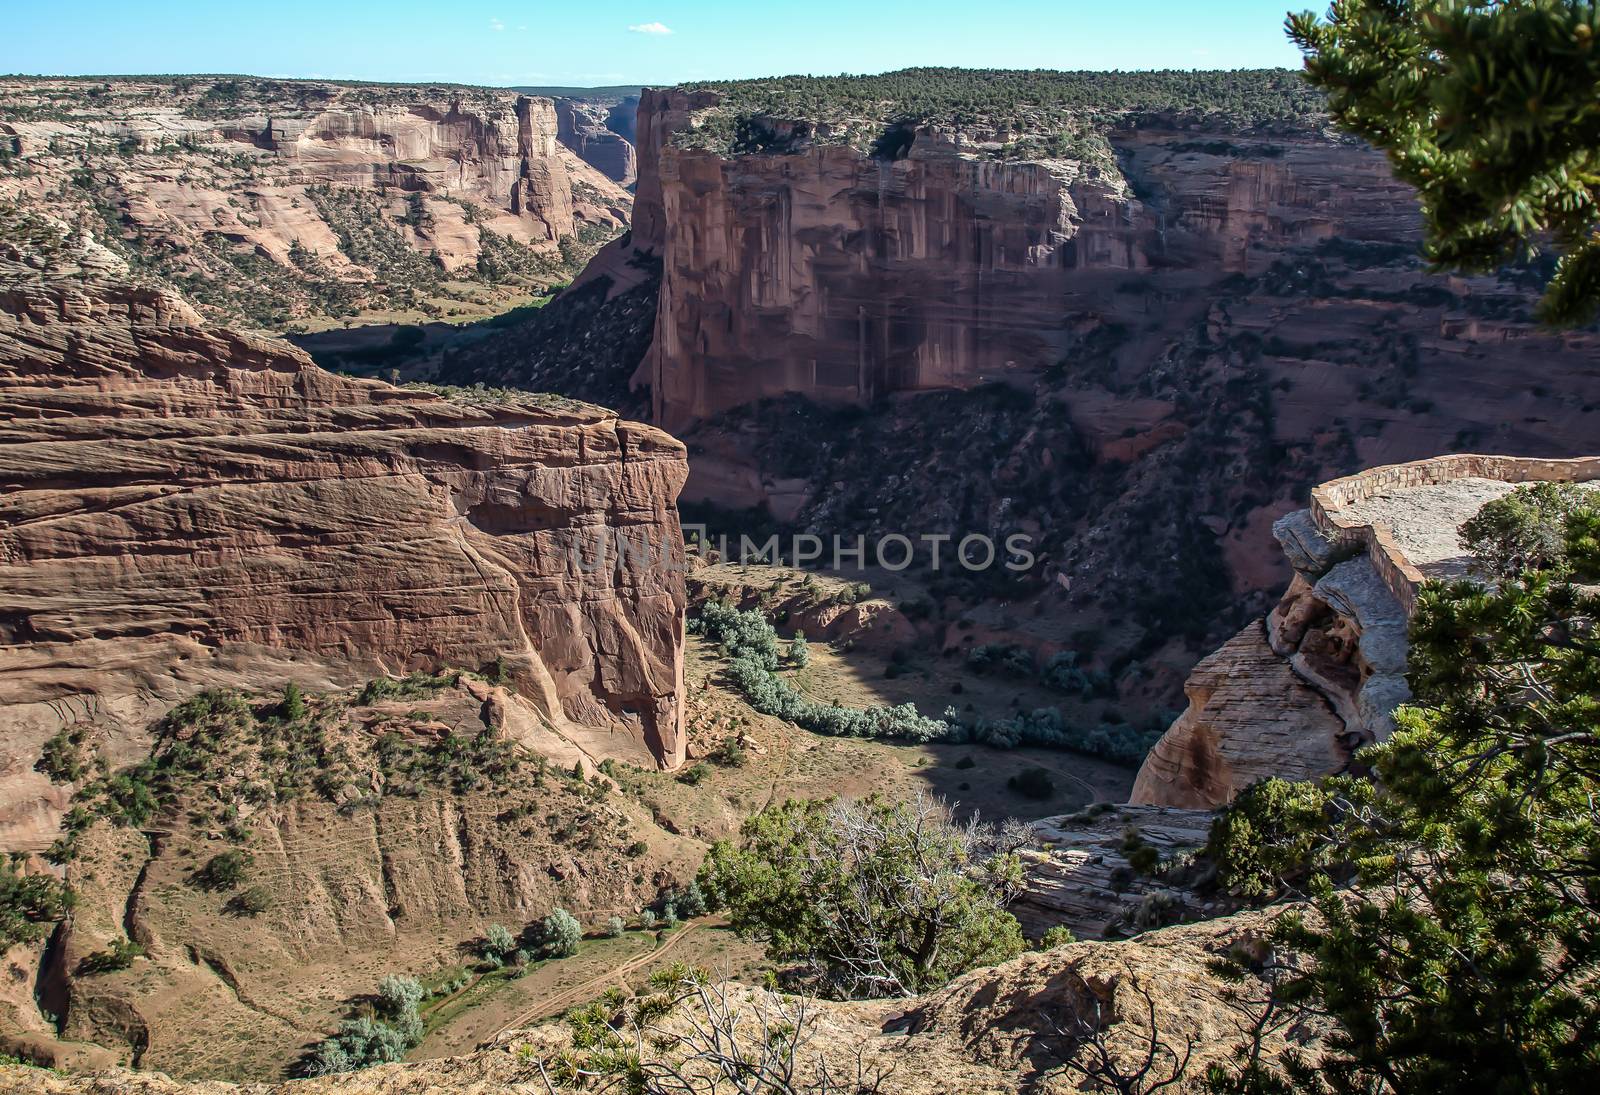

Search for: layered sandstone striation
xmin=1132 ymin=455 xmax=1600 ymax=808
xmin=0 ymin=263 xmax=689 ymax=847
xmin=1014 ymin=805 xmax=1214 ymax=939
xmin=0 ymin=77 xmax=632 ymax=327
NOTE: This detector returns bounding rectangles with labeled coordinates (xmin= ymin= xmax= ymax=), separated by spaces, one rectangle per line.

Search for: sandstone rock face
xmin=0 ymin=268 xmax=688 ymax=847
xmin=1130 ymin=621 xmax=1346 ymax=808
xmin=1133 ymin=454 xmax=1600 ymax=809
xmin=630 ymin=90 xmax=1418 ymax=429
xmin=555 ymin=97 xmax=638 ymax=185
xmin=1015 ymin=805 xmax=1214 ymax=939
xmin=0 ymin=77 xmax=632 ymax=327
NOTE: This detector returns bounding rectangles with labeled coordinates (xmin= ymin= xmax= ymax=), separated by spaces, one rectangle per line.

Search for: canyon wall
xmin=0 ymin=261 xmax=688 ymax=848
xmin=629 ymin=89 xmax=1418 ymax=430
xmin=555 ymin=96 xmax=639 ymax=186
xmin=445 ymin=83 xmax=1600 ymax=732
xmin=0 ymin=77 xmax=632 ymax=327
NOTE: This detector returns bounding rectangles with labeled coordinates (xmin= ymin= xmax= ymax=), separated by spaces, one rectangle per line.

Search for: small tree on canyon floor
xmin=698 ymin=791 xmax=1026 ymax=998
xmin=481 ymin=923 xmax=517 ymax=966
xmin=536 ymin=908 xmax=583 ymax=959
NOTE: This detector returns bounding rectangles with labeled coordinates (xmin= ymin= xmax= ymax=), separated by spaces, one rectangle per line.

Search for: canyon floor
xmin=1 ymin=588 xmax=1135 ymax=1082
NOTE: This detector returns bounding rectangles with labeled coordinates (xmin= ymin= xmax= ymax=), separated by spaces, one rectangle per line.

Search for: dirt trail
xmin=491 ymin=921 xmax=702 ymax=1039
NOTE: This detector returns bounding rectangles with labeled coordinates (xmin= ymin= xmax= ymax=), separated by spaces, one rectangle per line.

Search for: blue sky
xmin=2 ymin=2 xmax=1308 ymax=87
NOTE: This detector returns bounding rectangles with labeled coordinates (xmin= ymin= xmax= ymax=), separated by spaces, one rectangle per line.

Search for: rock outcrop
xmin=1133 ymin=454 xmax=1600 ymax=809
xmin=1015 ymin=805 xmax=1214 ymax=939
xmin=0 ymin=77 xmax=632 ymax=327
xmin=0 ymin=264 xmax=689 ymax=847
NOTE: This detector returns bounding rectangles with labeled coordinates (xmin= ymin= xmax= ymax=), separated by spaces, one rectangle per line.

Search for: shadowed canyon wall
xmin=555 ymin=96 xmax=639 ymax=186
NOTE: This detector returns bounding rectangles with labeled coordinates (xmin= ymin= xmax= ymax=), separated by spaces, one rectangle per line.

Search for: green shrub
xmin=300 ymin=1015 xmax=411 ymax=1076
xmin=708 ymin=740 xmax=747 ymax=768
xmin=1460 ymin=482 xmax=1600 ymax=580
xmin=228 ymin=885 xmax=273 ymax=917
xmin=1038 ymin=925 xmax=1077 ymax=949
xmin=699 ymin=794 xmax=1023 ymax=997
xmin=605 ymin=915 xmax=626 ymax=938
xmin=0 ymin=858 xmax=74 ymax=949
xmin=280 ymin=681 xmax=307 ymax=722
xmin=535 ymin=908 xmax=582 ymax=959
xmin=193 ymin=849 xmax=252 ymax=892
xmin=79 ymin=937 xmax=143 ymax=975
xmin=677 ymin=762 xmax=712 ymax=786
xmin=376 ymin=974 xmax=423 ymax=1016
xmin=481 ymin=923 xmax=516 ymax=963
xmin=1007 ymin=767 xmax=1055 ymax=800
xmin=36 ymin=727 xmax=90 ymax=783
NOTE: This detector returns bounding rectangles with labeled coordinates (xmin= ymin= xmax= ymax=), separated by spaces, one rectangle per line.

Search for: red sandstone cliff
xmin=446 ymin=87 xmax=1600 ymax=736
xmin=0 ymin=264 xmax=688 ymax=847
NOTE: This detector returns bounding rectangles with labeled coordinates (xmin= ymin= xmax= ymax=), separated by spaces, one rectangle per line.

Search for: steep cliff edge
xmin=0 ymin=77 xmax=632 ymax=329
xmin=1132 ymin=454 xmax=1600 ymax=808
xmin=0 ymin=259 xmax=689 ymax=850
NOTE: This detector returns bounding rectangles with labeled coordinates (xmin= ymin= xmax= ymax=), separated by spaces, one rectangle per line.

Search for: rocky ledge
xmin=1132 ymin=454 xmax=1600 ymax=809
xmin=0 ymin=267 xmax=689 ymax=848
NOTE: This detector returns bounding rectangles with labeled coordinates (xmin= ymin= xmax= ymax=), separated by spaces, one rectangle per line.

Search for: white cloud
xmin=628 ymin=21 xmax=673 ymax=35
xmin=490 ymin=17 xmax=506 ymax=32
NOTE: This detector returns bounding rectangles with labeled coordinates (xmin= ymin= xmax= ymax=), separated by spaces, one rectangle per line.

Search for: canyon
xmin=2 ymin=66 xmax=1598 ymax=1092
xmin=443 ymin=77 xmax=1600 ymax=732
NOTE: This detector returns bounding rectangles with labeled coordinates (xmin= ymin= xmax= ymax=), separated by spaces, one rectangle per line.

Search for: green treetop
xmin=1289 ymin=1 xmax=1600 ymax=325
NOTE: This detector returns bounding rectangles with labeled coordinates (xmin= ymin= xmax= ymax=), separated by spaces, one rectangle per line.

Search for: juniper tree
xmin=698 ymin=792 xmax=1025 ymax=998
xmin=1207 ymin=496 xmax=1600 ymax=1092
xmin=1288 ymin=0 xmax=1600 ymax=324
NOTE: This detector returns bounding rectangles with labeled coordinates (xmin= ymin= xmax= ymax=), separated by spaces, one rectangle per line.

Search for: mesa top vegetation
xmin=672 ymin=67 xmax=1330 ymax=159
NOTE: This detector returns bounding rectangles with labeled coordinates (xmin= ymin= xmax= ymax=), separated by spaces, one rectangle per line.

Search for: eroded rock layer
xmin=0 ymin=269 xmax=688 ymax=847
